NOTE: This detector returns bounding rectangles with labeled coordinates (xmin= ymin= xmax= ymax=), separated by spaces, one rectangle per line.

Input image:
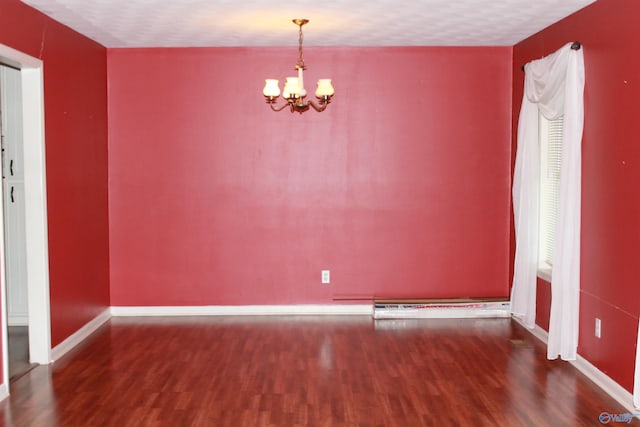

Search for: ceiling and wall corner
xmin=20 ymin=0 xmax=597 ymax=48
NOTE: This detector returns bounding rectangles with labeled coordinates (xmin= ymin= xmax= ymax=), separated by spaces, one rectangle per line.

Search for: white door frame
xmin=0 ymin=43 xmax=51 ymax=390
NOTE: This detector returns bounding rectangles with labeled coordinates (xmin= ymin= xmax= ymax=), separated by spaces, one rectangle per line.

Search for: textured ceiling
xmin=22 ymin=0 xmax=597 ymax=48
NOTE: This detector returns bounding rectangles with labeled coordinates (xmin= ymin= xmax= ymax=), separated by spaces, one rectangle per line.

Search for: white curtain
xmin=511 ymin=43 xmax=585 ymax=361
xmin=634 ymin=319 xmax=639 ymax=408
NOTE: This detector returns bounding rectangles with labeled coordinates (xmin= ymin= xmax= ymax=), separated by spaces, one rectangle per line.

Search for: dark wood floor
xmin=0 ymin=316 xmax=636 ymax=426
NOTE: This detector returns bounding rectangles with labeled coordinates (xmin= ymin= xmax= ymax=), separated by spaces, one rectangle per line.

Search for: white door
xmin=0 ymin=65 xmax=29 ymax=327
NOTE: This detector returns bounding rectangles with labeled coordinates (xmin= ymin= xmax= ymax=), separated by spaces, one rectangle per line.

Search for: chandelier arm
xmin=269 ymin=101 xmax=292 ymax=112
xmin=307 ymin=99 xmax=328 ymax=112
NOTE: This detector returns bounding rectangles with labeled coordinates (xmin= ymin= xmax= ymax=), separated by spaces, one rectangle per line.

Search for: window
xmin=538 ymin=114 xmax=563 ymax=280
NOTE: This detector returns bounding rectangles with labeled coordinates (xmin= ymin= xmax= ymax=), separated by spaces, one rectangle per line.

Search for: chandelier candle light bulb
xmin=262 ymin=19 xmax=334 ymax=113
xmin=297 ymin=66 xmax=307 ymax=97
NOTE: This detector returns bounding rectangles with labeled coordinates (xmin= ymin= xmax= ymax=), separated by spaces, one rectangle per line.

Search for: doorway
xmin=0 ymin=64 xmax=35 ymax=381
xmin=0 ymin=43 xmax=51 ymax=394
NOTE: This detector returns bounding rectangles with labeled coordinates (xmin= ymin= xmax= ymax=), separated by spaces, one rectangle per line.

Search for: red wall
xmin=0 ymin=0 xmax=110 ymax=347
xmin=513 ymin=0 xmax=640 ymax=392
xmin=108 ymin=47 xmax=513 ymax=306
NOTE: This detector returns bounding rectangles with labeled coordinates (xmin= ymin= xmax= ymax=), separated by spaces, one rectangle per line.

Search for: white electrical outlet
xmin=321 ymin=270 xmax=330 ymax=284
xmin=595 ymin=318 xmax=602 ymax=339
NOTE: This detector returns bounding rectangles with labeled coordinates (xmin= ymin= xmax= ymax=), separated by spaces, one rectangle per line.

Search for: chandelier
xmin=262 ymin=19 xmax=335 ymax=114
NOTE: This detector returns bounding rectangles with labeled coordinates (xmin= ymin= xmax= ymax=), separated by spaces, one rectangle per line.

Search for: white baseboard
xmin=110 ymin=304 xmax=511 ymax=319
xmin=110 ymin=304 xmax=373 ymax=317
xmin=0 ymin=384 xmax=8 ymax=402
xmin=513 ymin=317 xmax=636 ymax=413
xmin=50 ymin=308 xmax=111 ymax=363
xmin=573 ymin=353 xmax=637 ymax=414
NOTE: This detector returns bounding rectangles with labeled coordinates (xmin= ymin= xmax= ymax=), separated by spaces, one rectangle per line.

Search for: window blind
xmin=539 ymin=115 xmax=563 ymax=268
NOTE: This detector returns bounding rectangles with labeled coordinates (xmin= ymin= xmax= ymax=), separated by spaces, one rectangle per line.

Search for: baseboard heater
xmin=373 ymin=298 xmax=511 ymax=319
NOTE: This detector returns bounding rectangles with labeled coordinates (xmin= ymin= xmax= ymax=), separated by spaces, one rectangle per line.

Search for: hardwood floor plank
xmin=0 ymin=316 xmax=636 ymax=426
